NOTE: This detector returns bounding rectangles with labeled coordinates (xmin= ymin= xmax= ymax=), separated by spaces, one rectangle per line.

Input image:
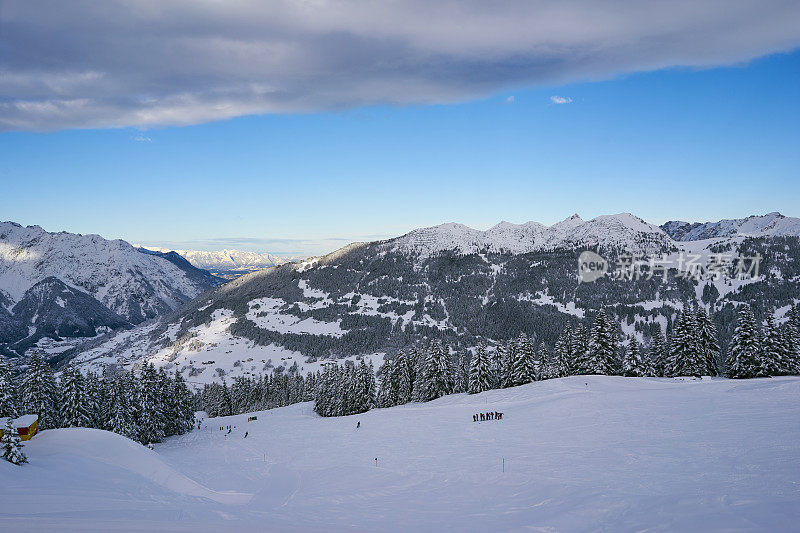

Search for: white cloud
xmin=550 ymin=96 xmax=573 ymax=105
xmin=505 ymin=96 xmax=515 ymax=104
xmin=1 ymin=1 xmax=799 ymax=131
xmin=133 ymin=135 xmax=151 ymax=142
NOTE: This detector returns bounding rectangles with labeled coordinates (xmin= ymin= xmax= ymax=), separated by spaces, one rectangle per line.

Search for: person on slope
xmin=244 ymin=432 xmax=248 ymax=438
xmin=357 ymin=421 xmax=360 ymax=429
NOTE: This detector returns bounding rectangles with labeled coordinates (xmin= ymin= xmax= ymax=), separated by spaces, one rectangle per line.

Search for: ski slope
xmin=2 ymin=376 xmax=799 ymax=531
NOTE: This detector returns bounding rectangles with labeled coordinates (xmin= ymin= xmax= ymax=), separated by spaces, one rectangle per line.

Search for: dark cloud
xmin=2 ymin=1 xmax=799 ymax=131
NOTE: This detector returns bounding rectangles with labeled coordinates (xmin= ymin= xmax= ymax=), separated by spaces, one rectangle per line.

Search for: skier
xmin=473 ymin=414 xmax=477 ymax=422
xmin=480 ymin=413 xmax=485 ymax=421
xmin=244 ymin=432 xmax=248 ymax=438
xmin=357 ymin=421 xmax=360 ymax=429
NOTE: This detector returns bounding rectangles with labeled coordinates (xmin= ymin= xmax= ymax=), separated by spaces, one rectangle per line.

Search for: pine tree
xmin=667 ymin=309 xmax=705 ymax=377
xmin=433 ymin=341 xmax=453 ymax=396
xmin=587 ymin=311 xmax=619 ymax=375
xmin=784 ymin=305 xmax=800 ymax=374
xmin=516 ymin=333 xmax=538 ymax=382
xmin=508 ymin=334 xmax=536 ymax=385
xmin=0 ymin=357 xmax=17 ymax=418
xmin=377 ymin=358 xmax=397 ymax=407
xmin=395 ymin=351 xmax=413 ymax=404
xmin=649 ymin=329 xmax=668 ymax=377
xmin=553 ymin=327 xmax=573 ymax=378
xmin=356 ymin=359 xmax=376 ymax=412
xmin=453 ymin=352 xmax=470 ymax=393
xmin=20 ymin=354 xmax=59 ymax=430
xmin=623 ymin=338 xmax=646 ymax=377
xmin=83 ymin=371 xmax=104 ymax=428
xmin=547 ymin=340 xmax=570 ymax=379
xmin=107 ymin=374 xmax=137 ymax=440
xmin=696 ymin=309 xmax=721 ymax=376
xmin=727 ymin=305 xmax=763 ymax=379
xmin=468 ymin=343 xmax=493 ymax=394
xmin=1 ymin=417 xmax=27 ymax=465
xmin=413 ymin=345 xmax=439 ymax=402
xmin=493 ymin=343 xmax=509 ymax=389
xmin=59 ymin=364 xmax=90 ymax=428
xmin=761 ymin=315 xmax=784 ymax=377
xmin=137 ymin=363 xmax=166 ymax=444
xmin=571 ymin=325 xmax=591 ymax=374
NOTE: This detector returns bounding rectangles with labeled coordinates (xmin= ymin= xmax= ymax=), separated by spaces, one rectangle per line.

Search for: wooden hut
xmin=0 ymin=414 xmax=39 ymax=441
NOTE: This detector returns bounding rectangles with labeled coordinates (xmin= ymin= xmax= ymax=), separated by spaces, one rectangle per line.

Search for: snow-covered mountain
xmin=71 ymin=211 xmax=800 ymax=382
xmin=0 ymin=221 xmax=223 ymax=356
xmin=140 ymin=247 xmax=299 ymax=278
xmin=389 ymin=213 xmax=674 ymax=257
xmin=661 ymin=212 xmax=800 ymax=241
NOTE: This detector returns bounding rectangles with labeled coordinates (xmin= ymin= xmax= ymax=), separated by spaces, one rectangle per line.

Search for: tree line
xmin=0 ymin=354 xmax=196 ymax=448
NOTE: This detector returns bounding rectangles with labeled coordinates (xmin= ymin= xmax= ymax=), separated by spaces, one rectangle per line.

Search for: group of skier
xmin=473 ymin=411 xmax=503 ymax=422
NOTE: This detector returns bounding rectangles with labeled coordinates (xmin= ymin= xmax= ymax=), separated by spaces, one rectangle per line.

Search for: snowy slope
xmin=389 ymin=212 xmax=674 ymax=257
xmin=662 ymin=212 xmax=800 ymax=241
xmin=141 ymin=247 xmax=300 ymax=278
xmin=2 ymin=376 xmax=798 ymax=531
xmin=74 ymin=307 xmax=386 ymax=386
xmin=0 ymin=221 xmax=220 ymax=324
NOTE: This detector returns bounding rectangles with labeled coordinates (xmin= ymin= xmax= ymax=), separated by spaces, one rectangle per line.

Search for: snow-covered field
xmin=2 ymin=376 xmax=799 ymax=532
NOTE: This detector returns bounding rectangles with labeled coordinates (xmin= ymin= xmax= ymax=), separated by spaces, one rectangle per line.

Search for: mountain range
xmin=64 ymin=212 xmax=800 ymax=385
xmin=0 ymin=221 xmax=223 ymax=359
xmin=139 ymin=247 xmax=300 ymax=278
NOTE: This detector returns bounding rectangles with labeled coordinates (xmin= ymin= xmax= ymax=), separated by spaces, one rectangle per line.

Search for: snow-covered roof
xmin=15 ymin=414 xmax=38 ymax=427
xmin=0 ymin=414 xmax=38 ymax=428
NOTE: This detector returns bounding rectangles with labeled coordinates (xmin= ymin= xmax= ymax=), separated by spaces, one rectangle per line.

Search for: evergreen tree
xmin=413 ymin=345 xmax=439 ymax=402
xmin=571 ymin=325 xmax=591 ymax=374
xmin=553 ymin=327 xmax=573 ymax=378
xmin=1 ymin=417 xmax=27 ymax=465
xmin=20 ymin=354 xmax=59 ymax=430
xmin=784 ymin=305 xmax=800 ymax=374
xmin=107 ymin=374 xmax=138 ymax=440
xmin=727 ymin=305 xmax=763 ymax=379
xmin=516 ymin=333 xmax=538 ymax=382
xmin=623 ymin=338 xmax=646 ymax=377
xmin=761 ymin=315 xmax=784 ymax=377
xmin=356 ymin=359 xmax=376 ymax=412
xmin=508 ymin=334 xmax=536 ymax=385
xmin=0 ymin=357 xmax=17 ymax=418
xmin=377 ymin=358 xmax=397 ymax=407
xmin=394 ymin=351 xmax=413 ymax=404
xmin=586 ymin=311 xmax=619 ymax=375
xmin=696 ymin=309 xmax=721 ymax=376
xmin=649 ymin=329 xmax=668 ymax=377
xmin=83 ymin=371 xmax=104 ymax=428
xmin=59 ymin=364 xmax=90 ymax=427
xmin=547 ymin=339 xmax=570 ymax=379
xmin=493 ymin=342 xmax=509 ymax=389
xmin=667 ymin=309 xmax=705 ymax=377
xmin=453 ymin=351 xmax=470 ymax=393
xmin=468 ymin=343 xmax=493 ymax=394
xmin=137 ymin=363 xmax=166 ymax=444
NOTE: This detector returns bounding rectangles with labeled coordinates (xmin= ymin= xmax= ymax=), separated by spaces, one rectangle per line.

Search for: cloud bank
xmin=2 ymin=0 xmax=799 ymax=131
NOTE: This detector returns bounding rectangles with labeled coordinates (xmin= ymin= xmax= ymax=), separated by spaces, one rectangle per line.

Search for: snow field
xmin=2 ymin=375 xmax=798 ymax=531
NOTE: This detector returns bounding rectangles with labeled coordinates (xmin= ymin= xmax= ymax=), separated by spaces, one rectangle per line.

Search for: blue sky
xmin=1 ymin=33 xmax=798 ymax=256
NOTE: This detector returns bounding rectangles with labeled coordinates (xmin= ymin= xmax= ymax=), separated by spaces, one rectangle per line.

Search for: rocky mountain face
xmin=72 ymin=212 xmax=800 ymax=384
xmin=0 ymin=221 xmax=223 ymax=359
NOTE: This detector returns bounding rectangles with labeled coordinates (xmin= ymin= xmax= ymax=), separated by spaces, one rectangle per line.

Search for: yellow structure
xmin=0 ymin=414 xmax=39 ymax=441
